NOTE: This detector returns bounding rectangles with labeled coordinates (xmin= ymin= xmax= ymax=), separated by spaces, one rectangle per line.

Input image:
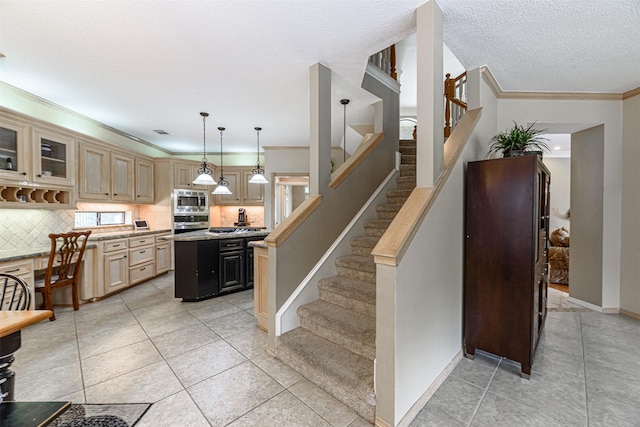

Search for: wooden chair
xmin=34 ymin=231 xmax=91 ymax=321
xmin=0 ymin=273 xmax=31 ymax=310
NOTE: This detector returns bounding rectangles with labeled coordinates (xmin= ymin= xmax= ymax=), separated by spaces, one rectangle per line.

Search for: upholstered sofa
xmin=549 ymin=227 xmax=570 ymax=285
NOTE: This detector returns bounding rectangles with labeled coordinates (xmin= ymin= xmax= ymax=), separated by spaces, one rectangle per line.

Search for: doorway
xmin=273 ymin=175 xmax=310 ymax=228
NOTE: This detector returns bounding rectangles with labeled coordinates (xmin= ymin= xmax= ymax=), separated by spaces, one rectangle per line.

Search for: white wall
xmin=543 ymin=157 xmax=571 ymax=232
xmin=497 ymin=98 xmax=622 ymax=309
xmin=620 ymin=94 xmax=640 ymax=315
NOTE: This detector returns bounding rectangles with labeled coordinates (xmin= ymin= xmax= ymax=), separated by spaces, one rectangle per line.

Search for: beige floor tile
xmin=85 ymin=361 xmax=183 ymax=403
xmin=78 ymin=322 xmax=148 ymax=359
xmin=289 ymin=378 xmax=359 ymax=427
xmin=205 ymin=310 xmax=257 ymax=338
xmin=166 ymin=339 xmax=247 ymax=387
xmin=15 ymin=360 xmax=84 ymax=401
xmin=151 ymin=323 xmax=221 ymax=359
xmin=136 ymin=390 xmax=210 ymax=427
xmin=227 ymin=390 xmax=332 ymax=427
xmin=251 ymin=353 xmax=303 ymax=388
xmin=226 ymin=326 xmax=268 ymax=359
xmin=82 ymin=339 xmax=163 ymax=387
xmin=188 ymin=361 xmax=284 ymax=426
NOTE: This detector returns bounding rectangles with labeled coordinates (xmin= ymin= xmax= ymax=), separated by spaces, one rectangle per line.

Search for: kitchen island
xmin=172 ymin=229 xmax=270 ymax=302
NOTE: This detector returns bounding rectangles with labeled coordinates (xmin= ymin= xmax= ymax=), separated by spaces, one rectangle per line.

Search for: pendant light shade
xmin=249 ymin=126 xmax=268 ymax=184
xmin=193 ymin=112 xmax=216 ymax=185
xmin=212 ymin=127 xmax=232 ymax=195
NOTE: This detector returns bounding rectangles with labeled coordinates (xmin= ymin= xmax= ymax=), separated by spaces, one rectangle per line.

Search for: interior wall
xmin=570 ymin=126 xmax=605 ymax=306
xmin=543 ymin=157 xmax=571 ymax=232
xmin=620 ymin=94 xmax=640 ymax=314
xmin=263 ymin=147 xmax=310 ymax=229
xmin=497 ymin=98 xmax=622 ymax=309
xmin=377 ymin=68 xmax=498 ymax=426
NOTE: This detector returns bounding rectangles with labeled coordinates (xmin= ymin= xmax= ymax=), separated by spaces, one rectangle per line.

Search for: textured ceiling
xmin=0 ymin=0 xmax=638 ymax=155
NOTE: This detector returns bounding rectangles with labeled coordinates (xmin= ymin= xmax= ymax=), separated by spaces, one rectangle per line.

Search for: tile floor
xmin=14 ymin=276 xmax=640 ymax=426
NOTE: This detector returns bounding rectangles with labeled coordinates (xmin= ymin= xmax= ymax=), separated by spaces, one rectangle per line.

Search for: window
xmin=75 ymin=211 xmax=130 ymax=228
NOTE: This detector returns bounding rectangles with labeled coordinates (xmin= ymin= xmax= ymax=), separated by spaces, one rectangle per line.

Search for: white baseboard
xmin=375 ymin=351 xmax=463 ymax=427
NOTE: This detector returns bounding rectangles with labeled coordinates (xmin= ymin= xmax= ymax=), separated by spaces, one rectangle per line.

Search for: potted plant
xmin=486 ymin=121 xmax=550 ymax=159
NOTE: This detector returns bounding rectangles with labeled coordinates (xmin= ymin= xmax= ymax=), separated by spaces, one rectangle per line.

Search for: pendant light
xmin=193 ymin=112 xmax=216 ymax=185
xmin=249 ymin=126 xmax=268 ymax=184
xmin=212 ymin=127 xmax=232 ymax=195
xmin=340 ymin=99 xmax=350 ymax=163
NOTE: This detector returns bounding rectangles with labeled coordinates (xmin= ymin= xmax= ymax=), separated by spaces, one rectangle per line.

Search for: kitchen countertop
xmin=0 ymin=229 xmax=171 ymax=263
xmin=248 ymin=240 xmax=267 ymax=249
xmin=172 ymin=230 xmax=270 ymax=242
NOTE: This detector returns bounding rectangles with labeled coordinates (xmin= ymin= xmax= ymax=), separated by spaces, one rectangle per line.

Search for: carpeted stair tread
xmin=364 ymin=219 xmax=392 ymax=229
xmin=318 ymin=276 xmax=376 ymax=316
xmin=402 ymin=154 xmax=416 ymax=164
xmin=387 ymin=189 xmax=413 ymax=198
xmin=351 ymin=236 xmax=380 ymax=256
xmin=277 ymin=328 xmax=375 ymax=422
xmin=336 ymin=254 xmax=375 ymax=273
xmin=376 ymin=204 xmax=403 ymax=220
xmin=399 ymin=145 xmax=416 ymax=156
xmin=298 ymin=300 xmax=375 ymax=359
xmin=336 ymin=255 xmax=376 ymax=283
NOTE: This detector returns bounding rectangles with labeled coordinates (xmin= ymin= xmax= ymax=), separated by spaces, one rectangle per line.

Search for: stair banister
xmin=444 ymin=71 xmax=468 ymax=138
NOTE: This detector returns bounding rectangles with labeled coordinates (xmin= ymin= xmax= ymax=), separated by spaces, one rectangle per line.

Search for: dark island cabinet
xmin=464 ymin=155 xmax=550 ymax=378
xmin=175 ymin=237 xmax=258 ymax=301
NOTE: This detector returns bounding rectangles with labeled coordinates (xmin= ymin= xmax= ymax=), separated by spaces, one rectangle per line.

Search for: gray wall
xmin=620 ymin=94 xmax=640 ymax=314
xmin=543 ymin=157 xmax=571 ymax=232
xmin=570 ymin=125 xmax=604 ymax=306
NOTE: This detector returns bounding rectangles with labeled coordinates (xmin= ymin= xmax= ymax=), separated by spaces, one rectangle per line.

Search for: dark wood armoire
xmin=464 ymin=154 xmax=550 ymax=378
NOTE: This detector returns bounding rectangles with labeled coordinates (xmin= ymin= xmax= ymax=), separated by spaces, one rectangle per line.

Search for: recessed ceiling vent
xmin=153 ymin=129 xmax=171 ymax=135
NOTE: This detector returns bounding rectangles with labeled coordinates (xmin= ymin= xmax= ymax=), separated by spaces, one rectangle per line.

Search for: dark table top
xmin=0 ymin=401 xmax=71 ymax=427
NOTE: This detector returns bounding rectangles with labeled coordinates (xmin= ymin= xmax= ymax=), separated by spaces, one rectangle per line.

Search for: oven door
xmin=173 ymin=215 xmax=209 ymax=233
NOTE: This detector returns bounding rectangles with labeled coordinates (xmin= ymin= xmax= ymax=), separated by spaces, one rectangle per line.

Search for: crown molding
xmin=480 ymin=66 xmax=625 ymax=101
xmin=623 ymin=86 xmax=640 ymax=100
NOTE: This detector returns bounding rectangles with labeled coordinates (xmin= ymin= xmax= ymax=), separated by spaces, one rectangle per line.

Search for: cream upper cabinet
xmin=214 ymin=167 xmax=264 ymax=206
xmin=214 ymin=169 xmax=241 ymax=205
xmin=0 ymin=117 xmax=29 ymax=182
xmin=79 ymin=140 xmax=153 ymax=204
xmin=110 ymin=152 xmax=135 ymax=202
xmin=242 ymin=169 xmax=265 ymax=204
xmin=135 ymin=157 xmax=154 ymax=203
xmin=79 ymin=143 xmax=110 ymax=200
xmin=31 ymin=127 xmax=76 ymax=187
xmin=0 ymin=116 xmax=74 ymax=187
xmin=174 ymin=161 xmax=210 ymax=190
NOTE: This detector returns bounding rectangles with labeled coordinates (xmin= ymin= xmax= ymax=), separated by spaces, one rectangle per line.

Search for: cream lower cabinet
xmin=129 ymin=236 xmax=155 ymax=285
xmin=103 ymin=239 xmax=129 ymax=294
xmin=155 ymin=233 xmax=171 ymax=275
xmin=0 ymin=261 xmax=35 ymax=309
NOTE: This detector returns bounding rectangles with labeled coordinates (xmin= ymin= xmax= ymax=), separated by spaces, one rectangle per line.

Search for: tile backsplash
xmin=0 ymin=209 xmax=75 ymax=251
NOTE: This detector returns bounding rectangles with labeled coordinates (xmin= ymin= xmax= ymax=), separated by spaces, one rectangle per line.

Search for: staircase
xmin=276 ymin=140 xmax=416 ymax=423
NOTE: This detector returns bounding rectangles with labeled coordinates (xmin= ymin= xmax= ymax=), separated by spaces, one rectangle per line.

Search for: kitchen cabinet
xmin=0 ymin=117 xmax=28 ymax=182
xmin=174 ymin=161 xmax=212 ymax=191
xmin=78 ymin=143 xmax=110 ymax=200
xmin=174 ymin=235 xmax=265 ymax=302
xmin=214 ymin=167 xmax=264 ymax=206
xmin=0 ymin=116 xmax=74 ymax=188
xmin=103 ymin=239 xmax=129 ymax=295
xmin=110 ymin=152 xmax=135 ymax=202
xmin=0 ymin=261 xmax=35 ymax=309
xmin=155 ymin=233 xmax=171 ymax=275
xmin=31 ymin=127 xmax=76 ymax=187
xmin=464 ymin=155 xmax=550 ymax=378
xmin=219 ymin=239 xmax=245 ymax=292
xmin=135 ymin=157 xmax=155 ymax=203
xmin=78 ymin=141 xmax=153 ymax=203
xmin=128 ymin=235 xmax=155 ymax=284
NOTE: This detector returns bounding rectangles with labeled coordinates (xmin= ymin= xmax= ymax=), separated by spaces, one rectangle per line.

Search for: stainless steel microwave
xmin=173 ymin=189 xmax=209 ymax=214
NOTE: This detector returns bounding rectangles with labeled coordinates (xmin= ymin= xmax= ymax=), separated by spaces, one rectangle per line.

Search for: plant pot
xmin=503 ymin=149 xmax=524 ymax=157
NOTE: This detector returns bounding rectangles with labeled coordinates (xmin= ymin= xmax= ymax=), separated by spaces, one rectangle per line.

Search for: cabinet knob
xmin=105 ymin=193 xmax=109 ymax=195
xmin=114 ymin=193 xmax=118 ymax=196
xmin=22 ymin=172 xmax=27 ymax=175
xmin=37 ymin=174 xmax=42 ymax=177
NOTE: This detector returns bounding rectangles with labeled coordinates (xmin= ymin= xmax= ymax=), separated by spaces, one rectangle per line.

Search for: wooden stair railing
xmin=368 ymin=45 xmax=397 ymax=81
xmin=444 ymin=71 xmax=467 ymax=138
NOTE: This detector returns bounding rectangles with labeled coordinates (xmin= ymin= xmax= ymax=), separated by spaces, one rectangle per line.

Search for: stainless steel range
xmin=173 ymin=189 xmax=209 ymax=233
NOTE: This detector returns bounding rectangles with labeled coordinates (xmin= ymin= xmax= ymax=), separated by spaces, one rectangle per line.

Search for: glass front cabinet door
xmin=0 ymin=117 xmax=29 ymax=181
xmin=31 ymin=127 xmax=75 ymax=187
